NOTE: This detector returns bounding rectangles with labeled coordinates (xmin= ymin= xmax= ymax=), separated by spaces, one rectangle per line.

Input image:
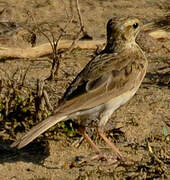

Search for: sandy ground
xmin=0 ymin=0 xmax=169 ymax=179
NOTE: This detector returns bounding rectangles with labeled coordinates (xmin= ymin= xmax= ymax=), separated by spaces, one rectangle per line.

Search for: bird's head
xmin=107 ymin=17 xmax=143 ymax=44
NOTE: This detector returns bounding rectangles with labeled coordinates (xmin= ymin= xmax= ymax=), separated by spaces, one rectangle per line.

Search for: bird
xmin=11 ymin=17 xmax=148 ymax=162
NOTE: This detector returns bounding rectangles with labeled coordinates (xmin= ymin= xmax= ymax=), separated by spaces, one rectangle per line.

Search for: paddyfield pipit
xmin=11 ymin=17 xmax=148 ymax=161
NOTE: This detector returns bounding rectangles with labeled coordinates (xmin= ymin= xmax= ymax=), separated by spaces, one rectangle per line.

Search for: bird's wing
xmin=57 ymin=48 xmax=146 ymax=114
xmin=60 ymin=51 xmax=134 ymax=102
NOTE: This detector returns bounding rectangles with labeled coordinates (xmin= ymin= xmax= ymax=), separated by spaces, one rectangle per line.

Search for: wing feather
xmin=60 ymin=50 xmax=133 ymax=104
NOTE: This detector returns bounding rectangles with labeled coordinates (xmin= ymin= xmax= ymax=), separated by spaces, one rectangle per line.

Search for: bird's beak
xmin=142 ymin=22 xmax=155 ymax=31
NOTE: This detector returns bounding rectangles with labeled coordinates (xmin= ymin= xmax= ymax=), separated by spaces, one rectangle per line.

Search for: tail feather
xmin=11 ymin=113 xmax=67 ymax=149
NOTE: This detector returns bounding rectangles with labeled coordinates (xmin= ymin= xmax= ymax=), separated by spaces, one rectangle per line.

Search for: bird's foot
xmin=71 ymin=153 xmax=120 ymax=167
xmin=90 ymin=153 xmax=119 ymax=165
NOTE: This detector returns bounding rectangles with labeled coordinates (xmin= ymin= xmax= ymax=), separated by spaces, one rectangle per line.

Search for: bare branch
xmin=46 ymin=16 xmax=73 ymax=80
xmin=35 ymin=79 xmax=45 ymax=120
xmin=43 ymin=89 xmax=53 ymax=111
xmin=20 ymin=64 xmax=32 ymax=87
xmin=62 ymin=0 xmax=70 ymax=18
xmin=75 ymin=0 xmax=85 ymax=33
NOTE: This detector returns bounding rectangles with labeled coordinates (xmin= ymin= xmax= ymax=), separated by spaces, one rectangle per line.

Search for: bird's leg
xmin=78 ymin=126 xmax=101 ymax=155
xmin=78 ymin=126 xmax=116 ymax=163
xmin=97 ymin=127 xmax=123 ymax=160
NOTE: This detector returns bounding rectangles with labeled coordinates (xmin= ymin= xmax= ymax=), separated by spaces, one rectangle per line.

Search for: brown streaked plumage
xmin=11 ymin=17 xmax=148 ymax=161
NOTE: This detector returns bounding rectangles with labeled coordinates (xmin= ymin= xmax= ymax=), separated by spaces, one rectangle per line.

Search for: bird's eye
xmin=133 ymin=23 xmax=138 ymax=29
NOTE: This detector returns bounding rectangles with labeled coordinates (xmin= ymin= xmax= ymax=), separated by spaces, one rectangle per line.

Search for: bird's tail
xmin=10 ymin=113 xmax=68 ymax=149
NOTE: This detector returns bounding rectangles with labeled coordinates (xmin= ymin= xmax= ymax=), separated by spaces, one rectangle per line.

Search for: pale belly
xmin=98 ymin=85 xmax=140 ymax=127
xmin=70 ymin=85 xmax=139 ymax=127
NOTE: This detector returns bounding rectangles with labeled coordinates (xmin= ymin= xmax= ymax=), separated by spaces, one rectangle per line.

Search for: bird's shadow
xmin=0 ymin=138 xmax=50 ymax=165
